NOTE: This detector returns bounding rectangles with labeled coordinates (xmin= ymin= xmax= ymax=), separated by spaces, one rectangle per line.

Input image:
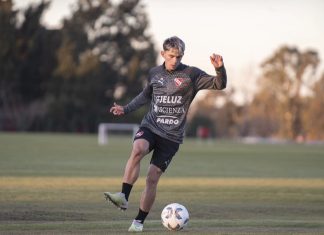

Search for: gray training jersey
xmin=123 ymin=63 xmax=227 ymax=143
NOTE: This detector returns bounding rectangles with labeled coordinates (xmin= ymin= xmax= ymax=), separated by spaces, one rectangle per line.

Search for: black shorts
xmin=133 ymin=127 xmax=180 ymax=172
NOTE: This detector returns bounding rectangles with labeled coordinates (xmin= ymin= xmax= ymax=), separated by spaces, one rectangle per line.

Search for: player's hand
xmin=210 ymin=53 xmax=224 ymax=69
xmin=109 ymin=102 xmax=125 ymax=116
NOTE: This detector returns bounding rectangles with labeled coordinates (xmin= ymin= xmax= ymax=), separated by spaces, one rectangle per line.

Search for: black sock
xmin=135 ymin=208 xmax=149 ymax=224
xmin=121 ymin=182 xmax=133 ymax=201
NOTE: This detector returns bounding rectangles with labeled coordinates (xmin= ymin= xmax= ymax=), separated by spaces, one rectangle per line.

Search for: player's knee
xmin=146 ymin=167 xmax=162 ymax=186
xmin=146 ymin=174 xmax=159 ymax=187
xmin=131 ymin=144 xmax=147 ymax=160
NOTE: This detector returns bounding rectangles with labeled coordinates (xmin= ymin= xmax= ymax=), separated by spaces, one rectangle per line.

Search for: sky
xmin=14 ymin=0 xmax=324 ymax=103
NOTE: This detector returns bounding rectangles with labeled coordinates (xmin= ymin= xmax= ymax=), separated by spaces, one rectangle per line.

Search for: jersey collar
xmin=162 ymin=62 xmax=185 ymax=72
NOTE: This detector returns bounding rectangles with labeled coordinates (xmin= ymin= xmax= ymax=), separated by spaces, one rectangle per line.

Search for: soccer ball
xmin=161 ymin=203 xmax=189 ymax=231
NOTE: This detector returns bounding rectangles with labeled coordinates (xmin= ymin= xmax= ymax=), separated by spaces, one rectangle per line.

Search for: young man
xmin=105 ymin=36 xmax=227 ymax=232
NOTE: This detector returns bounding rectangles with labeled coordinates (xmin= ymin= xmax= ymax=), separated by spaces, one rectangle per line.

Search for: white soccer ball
xmin=161 ymin=203 xmax=189 ymax=231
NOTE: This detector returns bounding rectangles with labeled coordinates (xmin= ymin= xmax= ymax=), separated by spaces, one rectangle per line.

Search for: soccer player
xmin=105 ymin=36 xmax=227 ymax=232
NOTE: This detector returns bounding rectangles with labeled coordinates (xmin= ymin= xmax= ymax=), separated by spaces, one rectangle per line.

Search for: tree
xmin=0 ymin=0 xmax=17 ymax=130
xmin=84 ymin=0 xmax=156 ymax=100
xmin=255 ymin=46 xmax=319 ymax=140
xmin=47 ymin=0 xmax=157 ymax=132
xmin=187 ymin=89 xmax=240 ymax=138
xmin=304 ymin=73 xmax=324 ymax=140
xmin=0 ymin=0 xmax=59 ymax=130
xmin=1 ymin=0 xmax=156 ymax=132
xmin=15 ymin=0 xmax=52 ymax=103
xmin=244 ymin=89 xmax=280 ymax=137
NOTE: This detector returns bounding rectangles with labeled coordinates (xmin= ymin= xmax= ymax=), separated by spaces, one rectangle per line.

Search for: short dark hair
xmin=163 ymin=36 xmax=185 ymax=55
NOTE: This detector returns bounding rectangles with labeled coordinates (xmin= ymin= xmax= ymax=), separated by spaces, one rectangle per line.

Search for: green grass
xmin=0 ymin=132 xmax=324 ymax=234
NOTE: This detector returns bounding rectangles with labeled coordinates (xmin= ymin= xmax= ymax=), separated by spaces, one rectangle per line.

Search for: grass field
xmin=0 ymin=132 xmax=324 ymax=234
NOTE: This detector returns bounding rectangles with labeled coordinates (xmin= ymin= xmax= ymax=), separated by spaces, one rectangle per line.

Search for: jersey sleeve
xmin=123 ymin=83 xmax=152 ymax=114
xmin=193 ymin=66 xmax=227 ymax=91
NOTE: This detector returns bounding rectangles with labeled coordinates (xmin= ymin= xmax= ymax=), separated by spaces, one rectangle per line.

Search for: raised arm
xmin=210 ymin=53 xmax=223 ymax=69
xmin=194 ymin=53 xmax=227 ymax=91
xmin=210 ymin=53 xmax=227 ymax=89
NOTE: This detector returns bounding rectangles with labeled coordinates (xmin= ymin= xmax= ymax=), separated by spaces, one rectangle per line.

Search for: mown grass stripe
xmin=1 ymin=177 xmax=324 ymax=189
xmin=1 ymin=219 xmax=323 ymax=229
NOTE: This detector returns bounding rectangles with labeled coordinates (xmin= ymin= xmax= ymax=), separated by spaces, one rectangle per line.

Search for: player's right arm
xmin=109 ymin=102 xmax=125 ymax=116
xmin=110 ymin=84 xmax=152 ymax=116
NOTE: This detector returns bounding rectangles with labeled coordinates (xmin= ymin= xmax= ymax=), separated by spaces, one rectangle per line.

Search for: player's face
xmin=161 ymin=48 xmax=183 ymax=71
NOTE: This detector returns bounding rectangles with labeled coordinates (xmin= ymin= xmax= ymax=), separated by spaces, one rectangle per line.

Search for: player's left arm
xmin=210 ymin=53 xmax=223 ymax=68
xmin=194 ymin=53 xmax=227 ymax=90
xmin=209 ymin=53 xmax=227 ymax=90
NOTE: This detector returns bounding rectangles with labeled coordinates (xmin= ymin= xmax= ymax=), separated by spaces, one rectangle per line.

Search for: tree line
xmin=1 ymin=0 xmax=156 ymax=132
xmin=1 ymin=0 xmax=323 ymax=141
xmin=188 ymin=47 xmax=323 ymax=141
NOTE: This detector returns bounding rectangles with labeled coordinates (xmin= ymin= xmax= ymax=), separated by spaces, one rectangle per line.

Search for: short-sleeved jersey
xmin=123 ymin=63 xmax=227 ymax=143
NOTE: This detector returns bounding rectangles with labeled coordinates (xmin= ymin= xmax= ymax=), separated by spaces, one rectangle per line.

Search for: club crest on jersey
xmin=174 ymin=78 xmax=184 ymax=87
xmin=135 ymin=131 xmax=144 ymax=137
